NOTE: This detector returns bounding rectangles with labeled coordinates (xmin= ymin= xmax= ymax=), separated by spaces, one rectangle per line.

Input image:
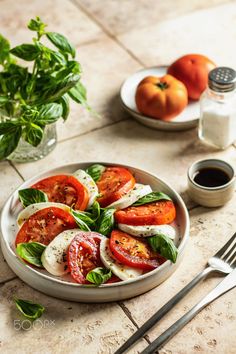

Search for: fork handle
xmin=115 ymin=267 xmax=213 ymax=354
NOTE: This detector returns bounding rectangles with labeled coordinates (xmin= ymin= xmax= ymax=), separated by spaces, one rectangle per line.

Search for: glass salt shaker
xmin=199 ymin=67 xmax=236 ymax=149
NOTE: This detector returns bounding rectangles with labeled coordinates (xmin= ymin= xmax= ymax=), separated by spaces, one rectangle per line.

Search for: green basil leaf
xmin=18 ymin=188 xmax=48 ymax=208
xmin=14 ymin=298 xmax=45 ymax=320
xmin=96 ymin=208 xmax=115 ymax=236
xmin=0 ymin=34 xmax=10 ymax=65
xmin=27 ymin=17 xmax=46 ymax=35
xmin=0 ymin=121 xmax=19 ymax=134
xmin=147 ymin=234 xmax=178 ymax=263
xmin=58 ymin=95 xmax=70 ymax=121
xmin=86 ymin=267 xmax=112 ymax=285
xmin=46 ymin=32 xmax=75 ymax=58
xmin=89 ymin=201 xmax=101 ymax=222
xmin=23 ymin=123 xmax=44 ymax=147
xmin=85 ymin=164 xmax=105 ymax=183
xmin=37 ymin=103 xmax=63 ymax=124
xmin=50 ymin=50 xmax=67 ymax=65
xmin=0 ymin=126 xmax=22 ymax=160
xmin=10 ymin=44 xmax=40 ymax=61
xmin=133 ymin=192 xmax=172 ymax=206
xmin=70 ymin=209 xmax=95 ymax=231
xmin=16 ymin=242 xmax=46 ymax=267
xmin=0 ymin=96 xmax=9 ymax=106
xmin=68 ymin=81 xmax=90 ymax=109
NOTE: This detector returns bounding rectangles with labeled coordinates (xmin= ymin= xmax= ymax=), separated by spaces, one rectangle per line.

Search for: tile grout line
xmin=70 ymin=0 xmax=146 ymax=68
xmin=0 ymin=276 xmax=18 ymax=286
xmin=8 ymin=160 xmax=25 ymax=181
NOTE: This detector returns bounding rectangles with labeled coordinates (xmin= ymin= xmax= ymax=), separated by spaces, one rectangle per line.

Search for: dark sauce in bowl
xmin=193 ymin=167 xmax=231 ymax=188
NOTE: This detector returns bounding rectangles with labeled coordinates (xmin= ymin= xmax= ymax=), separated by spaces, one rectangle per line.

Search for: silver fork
xmin=115 ymin=232 xmax=236 ymax=354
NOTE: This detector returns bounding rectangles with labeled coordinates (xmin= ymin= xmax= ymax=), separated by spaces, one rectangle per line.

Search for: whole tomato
xmin=135 ymin=74 xmax=188 ymax=121
xmin=168 ymin=54 xmax=216 ymax=100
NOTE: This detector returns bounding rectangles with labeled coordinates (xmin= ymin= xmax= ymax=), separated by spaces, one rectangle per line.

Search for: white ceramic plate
xmin=120 ymin=66 xmax=199 ymax=131
xmin=0 ymin=162 xmax=190 ymax=302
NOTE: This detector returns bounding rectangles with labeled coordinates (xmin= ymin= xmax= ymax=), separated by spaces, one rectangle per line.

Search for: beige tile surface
xmin=118 ymin=2 xmax=236 ymax=68
xmin=122 ymin=197 xmax=236 ymax=354
xmin=76 ymin=0 xmax=231 ymax=35
xmin=0 ymin=162 xmax=23 ymax=283
xmin=0 ymin=0 xmax=104 ymax=47
xmin=0 ymin=278 xmax=147 ymax=354
xmin=13 ymin=119 xmax=236 ymax=208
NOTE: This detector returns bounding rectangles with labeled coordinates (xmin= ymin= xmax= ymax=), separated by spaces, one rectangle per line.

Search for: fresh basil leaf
xmin=37 ymin=103 xmax=63 ymax=124
xmin=0 ymin=126 xmax=22 ymax=160
xmin=14 ymin=298 xmax=45 ymax=320
xmin=86 ymin=267 xmax=112 ymax=285
xmin=59 ymin=95 xmax=70 ymax=121
xmin=23 ymin=123 xmax=44 ymax=147
xmin=0 ymin=121 xmax=19 ymax=134
xmin=46 ymin=32 xmax=75 ymax=58
xmin=0 ymin=34 xmax=10 ymax=65
xmin=68 ymin=81 xmax=90 ymax=110
xmin=10 ymin=44 xmax=40 ymax=61
xmin=28 ymin=17 xmax=46 ymax=35
xmin=16 ymin=242 xmax=46 ymax=267
xmin=70 ymin=209 xmax=94 ymax=231
xmin=86 ymin=164 xmax=105 ymax=183
xmin=97 ymin=208 xmax=115 ymax=236
xmin=50 ymin=50 xmax=67 ymax=65
xmin=0 ymin=96 xmax=9 ymax=105
xmin=133 ymin=192 xmax=172 ymax=206
xmin=18 ymin=188 xmax=48 ymax=207
xmin=89 ymin=201 xmax=101 ymax=222
xmin=147 ymin=234 xmax=178 ymax=263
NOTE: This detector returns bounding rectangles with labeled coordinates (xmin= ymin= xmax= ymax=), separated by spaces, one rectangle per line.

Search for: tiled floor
xmin=0 ymin=0 xmax=236 ymax=353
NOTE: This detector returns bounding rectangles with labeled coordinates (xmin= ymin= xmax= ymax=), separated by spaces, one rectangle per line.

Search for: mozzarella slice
xmin=107 ymin=184 xmax=152 ymax=210
xmin=100 ymin=238 xmax=143 ymax=280
xmin=118 ymin=224 xmax=176 ymax=239
xmin=17 ymin=202 xmax=70 ymax=228
xmin=73 ymin=169 xmax=98 ymax=209
xmin=41 ymin=229 xmax=81 ymax=276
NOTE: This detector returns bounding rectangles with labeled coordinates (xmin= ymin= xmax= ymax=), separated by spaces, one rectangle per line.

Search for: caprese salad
xmin=15 ymin=164 xmax=179 ymax=286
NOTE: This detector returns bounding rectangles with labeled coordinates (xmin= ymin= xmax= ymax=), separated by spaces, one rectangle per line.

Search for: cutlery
xmin=115 ymin=231 xmax=236 ymax=354
xmin=141 ymin=266 xmax=236 ymax=354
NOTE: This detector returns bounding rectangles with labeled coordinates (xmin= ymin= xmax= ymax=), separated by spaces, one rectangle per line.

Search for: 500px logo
xmin=14 ymin=319 xmax=55 ymax=331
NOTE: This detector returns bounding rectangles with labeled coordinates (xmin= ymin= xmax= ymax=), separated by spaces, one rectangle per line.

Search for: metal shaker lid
xmin=208 ymin=67 xmax=236 ymax=92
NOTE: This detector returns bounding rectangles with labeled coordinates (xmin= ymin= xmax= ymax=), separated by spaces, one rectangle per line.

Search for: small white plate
xmin=0 ymin=162 xmax=189 ymax=302
xmin=120 ymin=66 xmax=200 ymax=131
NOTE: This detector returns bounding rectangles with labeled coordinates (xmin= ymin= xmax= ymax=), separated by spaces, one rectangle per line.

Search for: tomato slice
xmin=110 ymin=230 xmax=165 ymax=270
xmin=96 ymin=167 xmax=135 ymax=207
xmin=67 ymin=232 xmax=104 ymax=284
xmin=15 ymin=207 xmax=77 ymax=246
xmin=32 ymin=175 xmax=89 ymax=210
xmin=115 ymin=200 xmax=176 ymax=226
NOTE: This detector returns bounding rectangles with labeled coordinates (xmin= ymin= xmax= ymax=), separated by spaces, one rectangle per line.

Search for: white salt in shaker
xmin=199 ymin=67 xmax=236 ymax=149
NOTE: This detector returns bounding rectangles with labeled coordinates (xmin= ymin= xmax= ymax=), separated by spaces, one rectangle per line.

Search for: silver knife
xmin=141 ymin=267 xmax=236 ymax=354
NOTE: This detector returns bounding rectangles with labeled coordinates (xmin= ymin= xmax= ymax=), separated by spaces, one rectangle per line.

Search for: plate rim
xmin=0 ymin=161 xmax=190 ymax=290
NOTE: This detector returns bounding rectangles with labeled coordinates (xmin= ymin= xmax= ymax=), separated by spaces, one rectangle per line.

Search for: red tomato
xmin=32 ymin=175 xmax=89 ymax=210
xmin=110 ymin=230 xmax=165 ymax=270
xmin=67 ymin=232 xmax=104 ymax=284
xmin=96 ymin=167 xmax=135 ymax=207
xmin=115 ymin=201 xmax=176 ymax=226
xmin=15 ymin=207 xmax=77 ymax=246
xmin=168 ymin=54 xmax=216 ymax=100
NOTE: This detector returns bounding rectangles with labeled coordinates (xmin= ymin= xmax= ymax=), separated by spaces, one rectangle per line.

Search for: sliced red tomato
xmin=67 ymin=232 xmax=104 ymax=284
xmin=110 ymin=230 xmax=165 ymax=270
xmin=96 ymin=167 xmax=135 ymax=207
xmin=15 ymin=207 xmax=77 ymax=246
xmin=105 ymin=275 xmax=121 ymax=284
xmin=31 ymin=175 xmax=89 ymax=210
xmin=115 ymin=201 xmax=176 ymax=226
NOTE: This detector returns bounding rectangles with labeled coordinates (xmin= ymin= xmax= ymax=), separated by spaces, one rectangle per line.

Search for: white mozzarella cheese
xmin=118 ymin=223 xmax=176 ymax=239
xmin=106 ymin=183 xmax=152 ymax=210
xmin=17 ymin=202 xmax=71 ymax=228
xmin=73 ymin=169 xmax=98 ymax=208
xmin=100 ymin=238 xmax=143 ymax=281
xmin=41 ymin=229 xmax=81 ymax=276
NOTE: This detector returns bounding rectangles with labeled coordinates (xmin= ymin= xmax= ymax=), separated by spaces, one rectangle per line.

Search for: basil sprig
xmin=0 ymin=16 xmax=90 ymax=160
xmin=86 ymin=164 xmax=105 ymax=182
xmin=133 ymin=192 xmax=172 ymax=206
xmin=86 ymin=267 xmax=112 ymax=285
xmin=16 ymin=242 xmax=46 ymax=267
xmin=18 ymin=188 xmax=48 ymax=207
xmin=147 ymin=234 xmax=178 ymax=263
xmin=96 ymin=208 xmax=116 ymax=236
xmin=14 ymin=298 xmax=45 ymax=320
xmin=70 ymin=209 xmax=94 ymax=232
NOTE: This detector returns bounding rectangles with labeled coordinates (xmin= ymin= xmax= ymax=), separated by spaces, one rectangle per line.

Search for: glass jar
xmin=199 ymin=67 xmax=236 ymax=149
